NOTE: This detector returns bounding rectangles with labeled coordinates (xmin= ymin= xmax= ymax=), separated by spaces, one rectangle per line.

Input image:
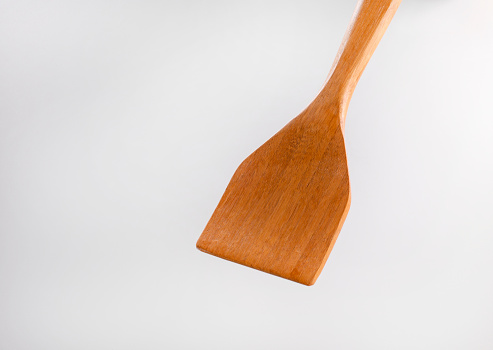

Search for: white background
xmin=1 ymin=0 xmax=492 ymax=348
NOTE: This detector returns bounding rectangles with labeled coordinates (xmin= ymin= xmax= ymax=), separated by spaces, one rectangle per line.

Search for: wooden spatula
xmin=197 ymin=0 xmax=402 ymax=285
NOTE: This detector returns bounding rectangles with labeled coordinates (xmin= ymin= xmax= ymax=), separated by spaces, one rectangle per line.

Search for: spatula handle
xmin=322 ymin=0 xmax=401 ymax=109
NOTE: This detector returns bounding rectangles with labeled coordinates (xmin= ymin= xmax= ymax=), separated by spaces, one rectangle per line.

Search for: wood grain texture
xmin=197 ymin=0 xmax=402 ymax=285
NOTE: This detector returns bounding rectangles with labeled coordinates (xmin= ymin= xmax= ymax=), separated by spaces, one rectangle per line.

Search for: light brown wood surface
xmin=197 ymin=0 xmax=402 ymax=285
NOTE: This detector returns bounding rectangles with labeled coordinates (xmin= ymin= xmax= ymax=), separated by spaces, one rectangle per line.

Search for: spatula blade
xmin=197 ymin=112 xmax=350 ymax=286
